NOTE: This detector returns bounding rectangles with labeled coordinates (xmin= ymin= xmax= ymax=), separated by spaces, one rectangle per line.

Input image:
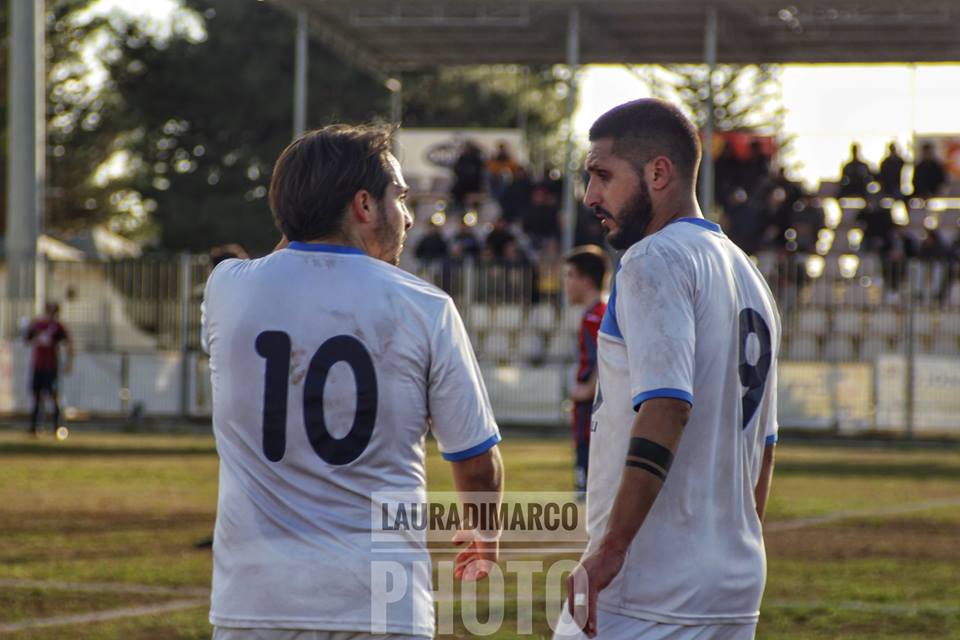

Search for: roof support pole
xmin=700 ymin=6 xmax=717 ymax=217
xmin=388 ymin=77 xmax=403 ymax=124
xmin=293 ymin=7 xmax=309 ymax=138
xmin=561 ymin=4 xmax=580 ymax=253
xmin=6 ymin=0 xmax=43 ymax=316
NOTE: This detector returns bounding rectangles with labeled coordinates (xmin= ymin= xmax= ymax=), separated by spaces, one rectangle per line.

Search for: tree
xmin=642 ymin=64 xmax=785 ymax=134
xmin=4 ymin=1 xmax=569 ymax=254
xmin=97 ymin=0 xmax=391 ymax=254
xmin=104 ymin=2 xmax=570 ymax=254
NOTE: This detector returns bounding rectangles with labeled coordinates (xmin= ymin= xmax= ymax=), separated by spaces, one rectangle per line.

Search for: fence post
xmin=120 ymin=352 xmax=130 ymax=414
xmin=904 ymin=262 xmax=915 ymax=440
xmin=179 ymin=253 xmax=192 ymax=418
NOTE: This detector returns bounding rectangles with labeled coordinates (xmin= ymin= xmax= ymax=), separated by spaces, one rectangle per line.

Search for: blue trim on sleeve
xmin=287 ymin=241 xmax=365 ymax=255
xmin=765 ymin=434 xmax=778 ymax=446
xmin=632 ymin=388 xmax=694 ymax=411
xmin=599 ymin=278 xmax=622 ymax=339
xmin=675 ymin=217 xmax=722 ymax=233
xmin=441 ymin=433 xmax=502 ymax=461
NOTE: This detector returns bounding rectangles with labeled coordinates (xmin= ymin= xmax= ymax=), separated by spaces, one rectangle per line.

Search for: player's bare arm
xmin=567 ymin=397 xmax=690 ymax=637
xmin=754 ymin=443 xmax=776 ymax=522
xmin=570 ymin=369 xmax=598 ymax=403
xmin=450 ymin=446 xmax=504 ymax=581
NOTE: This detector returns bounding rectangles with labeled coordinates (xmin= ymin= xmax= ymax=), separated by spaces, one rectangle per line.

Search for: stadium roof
xmin=269 ymin=0 xmax=960 ymax=71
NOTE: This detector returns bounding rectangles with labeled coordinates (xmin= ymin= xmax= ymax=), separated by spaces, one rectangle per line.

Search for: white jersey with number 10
xmin=201 ymin=242 xmax=500 ymax=636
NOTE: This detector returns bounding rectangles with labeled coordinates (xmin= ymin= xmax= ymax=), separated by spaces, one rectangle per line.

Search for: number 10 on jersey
xmin=255 ymin=331 xmax=378 ymax=465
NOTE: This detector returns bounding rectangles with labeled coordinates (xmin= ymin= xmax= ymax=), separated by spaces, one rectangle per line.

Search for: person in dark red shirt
xmin=562 ymin=246 xmax=609 ymax=498
xmin=24 ymin=302 xmax=73 ymax=437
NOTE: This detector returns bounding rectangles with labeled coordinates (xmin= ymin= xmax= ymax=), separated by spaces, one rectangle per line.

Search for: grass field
xmin=0 ymin=429 xmax=958 ymax=639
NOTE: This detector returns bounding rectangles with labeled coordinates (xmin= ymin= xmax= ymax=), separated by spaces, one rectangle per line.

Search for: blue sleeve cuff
xmin=765 ymin=434 xmax=778 ymax=446
xmin=441 ymin=433 xmax=502 ymax=461
xmin=632 ymin=388 xmax=694 ymax=412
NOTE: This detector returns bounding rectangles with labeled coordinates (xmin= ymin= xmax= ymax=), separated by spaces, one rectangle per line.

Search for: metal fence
xmin=3 ymin=252 xmax=960 ymax=435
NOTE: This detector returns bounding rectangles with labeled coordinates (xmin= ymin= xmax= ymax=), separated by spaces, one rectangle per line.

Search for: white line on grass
xmin=765 ymin=497 xmax=960 ymax=532
xmin=0 ymin=578 xmax=208 ymax=597
xmin=0 ymin=598 xmax=208 ymax=634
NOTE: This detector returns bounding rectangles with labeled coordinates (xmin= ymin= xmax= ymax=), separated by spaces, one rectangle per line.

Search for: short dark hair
xmin=564 ymin=245 xmax=608 ymax=291
xmin=269 ymin=124 xmax=396 ymax=242
xmin=588 ymin=98 xmax=702 ymax=183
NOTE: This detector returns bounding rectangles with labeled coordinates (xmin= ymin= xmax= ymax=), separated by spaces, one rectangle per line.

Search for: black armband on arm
xmin=625 ymin=437 xmax=674 ymax=481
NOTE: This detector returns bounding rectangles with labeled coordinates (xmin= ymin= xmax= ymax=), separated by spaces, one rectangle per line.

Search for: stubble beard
xmin=606 ymin=180 xmax=655 ymax=250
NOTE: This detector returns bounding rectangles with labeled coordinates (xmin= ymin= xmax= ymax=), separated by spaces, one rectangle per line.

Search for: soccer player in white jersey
xmin=202 ymin=125 xmax=503 ymax=640
xmin=556 ymin=99 xmax=780 ymax=640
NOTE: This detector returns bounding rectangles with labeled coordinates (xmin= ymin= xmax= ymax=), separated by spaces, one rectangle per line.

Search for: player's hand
xmin=451 ymin=528 xmax=498 ymax=581
xmin=566 ymin=545 xmax=626 ymax=638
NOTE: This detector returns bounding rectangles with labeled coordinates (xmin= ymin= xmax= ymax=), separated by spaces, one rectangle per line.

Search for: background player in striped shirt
xmin=24 ymin=302 xmax=73 ymax=438
xmin=562 ymin=246 xmax=608 ymax=499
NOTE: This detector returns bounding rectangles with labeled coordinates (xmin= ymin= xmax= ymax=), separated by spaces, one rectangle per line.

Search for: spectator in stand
xmin=25 ymin=302 xmax=73 ymax=438
xmin=499 ymin=165 xmax=533 ymax=224
xmin=878 ymin=142 xmax=905 ymax=199
xmin=451 ymin=140 xmax=486 ymax=213
xmin=857 ymin=194 xmax=896 ymax=253
xmin=451 ymin=216 xmax=481 ymax=258
xmin=561 ymin=245 xmax=608 ymax=499
xmin=486 ymin=142 xmax=520 ymax=203
xmin=501 ymin=239 xmax=540 ymax=304
xmin=790 ymin=196 xmax=824 ymax=255
xmin=774 ymin=167 xmax=804 ymax=206
xmin=439 ymin=241 xmax=466 ymax=298
xmin=917 ymin=228 xmax=952 ymax=303
xmin=524 ymin=178 xmax=561 ymax=248
xmin=575 ymin=203 xmax=606 ymax=247
xmin=744 ymin=139 xmax=772 ymax=193
xmin=722 ymin=188 xmax=764 ymax=256
xmin=884 ymin=228 xmax=918 ymax=303
xmin=912 ymin=142 xmax=947 ymax=200
xmin=485 ymin=216 xmax=516 ymax=259
xmin=713 ymin=142 xmax=743 ymax=206
xmin=839 ymin=143 xmax=874 ymax=198
xmin=414 ymin=221 xmax=449 ymax=263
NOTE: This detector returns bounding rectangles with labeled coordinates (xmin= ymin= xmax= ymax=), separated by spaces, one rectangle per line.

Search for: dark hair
xmin=588 ymin=98 xmax=701 ymax=183
xmin=564 ymin=245 xmax=608 ymax=291
xmin=269 ymin=124 xmax=396 ymax=241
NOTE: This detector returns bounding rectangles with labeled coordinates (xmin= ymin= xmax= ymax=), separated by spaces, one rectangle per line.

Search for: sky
xmin=577 ymin=64 xmax=960 ymax=187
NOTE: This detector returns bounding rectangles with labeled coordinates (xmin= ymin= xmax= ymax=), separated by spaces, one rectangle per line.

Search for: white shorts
xmin=552 ymin=607 xmax=756 ymax=640
xmin=212 ymin=629 xmax=428 ymax=640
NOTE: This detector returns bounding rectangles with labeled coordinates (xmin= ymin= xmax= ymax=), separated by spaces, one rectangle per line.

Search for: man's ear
xmin=351 ymin=189 xmax=375 ymax=224
xmin=648 ymin=156 xmax=674 ymax=192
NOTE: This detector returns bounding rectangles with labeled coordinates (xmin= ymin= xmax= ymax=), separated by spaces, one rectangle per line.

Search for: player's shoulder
xmin=367 ymin=259 xmax=454 ymax=306
xmin=204 ymin=256 xmax=249 ymax=287
xmin=622 ymin=219 xmax=720 ymax=270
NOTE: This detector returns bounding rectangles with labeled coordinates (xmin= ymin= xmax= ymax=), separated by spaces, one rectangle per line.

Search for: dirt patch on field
xmin=766 ymin=518 xmax=960 ymax=562
xmin=0 ymin=510 xmax=212 ymax=535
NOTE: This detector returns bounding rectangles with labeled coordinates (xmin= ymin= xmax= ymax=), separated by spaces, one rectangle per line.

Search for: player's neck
xmin=647 ymin=195 xmax=702 ymax=236
xmin=302 ymin=231 xmax=366 ymax=254
xmin=583 ymin=291 xmax=602 ymax=309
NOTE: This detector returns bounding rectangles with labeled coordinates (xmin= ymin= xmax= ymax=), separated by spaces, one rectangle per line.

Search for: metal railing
xmin=2 ymin=252 xmax=959 ymax=435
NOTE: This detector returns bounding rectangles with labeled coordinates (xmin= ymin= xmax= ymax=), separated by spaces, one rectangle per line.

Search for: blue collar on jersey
xmin=286 ymin=241 xmax=365 ymax=255
xmin=673 ymin=217 xmax=722 ymax=233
